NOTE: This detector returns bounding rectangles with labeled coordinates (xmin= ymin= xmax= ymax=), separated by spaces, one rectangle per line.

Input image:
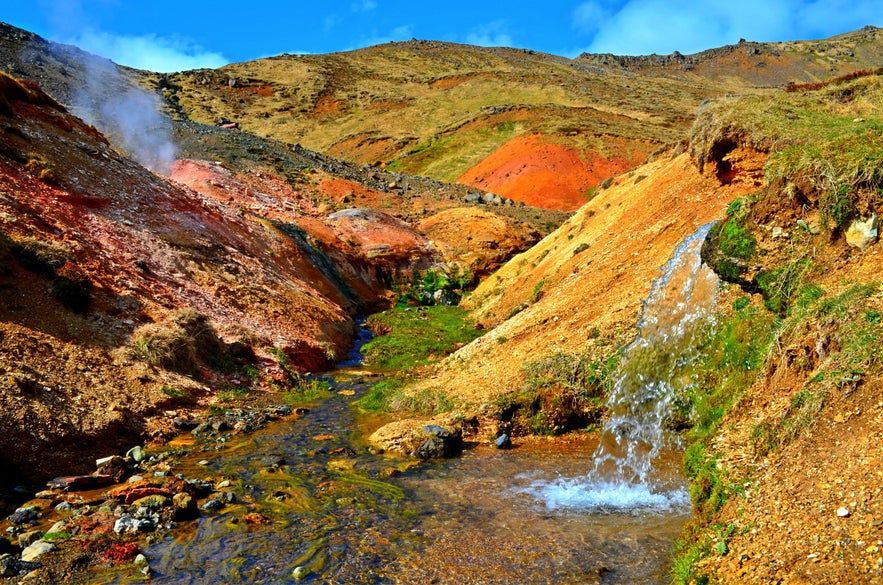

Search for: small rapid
xmin=522 ymin=223 xmax=718 ymax=514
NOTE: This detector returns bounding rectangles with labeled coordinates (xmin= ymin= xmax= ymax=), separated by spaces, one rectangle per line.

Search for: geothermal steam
xmin=71 ymin=52 xmax=177 ymax=175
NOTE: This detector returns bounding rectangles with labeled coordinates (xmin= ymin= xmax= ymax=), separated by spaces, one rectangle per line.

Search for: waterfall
xmin=521 ymin=223 xmax=719 ymax=514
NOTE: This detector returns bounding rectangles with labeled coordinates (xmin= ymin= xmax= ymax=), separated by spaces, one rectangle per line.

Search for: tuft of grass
xmin=24 ymin=153 xmax=56 ymax=183
xmin=10 ymin=238 xmax=70 ymax=277
xmin=492 ymin=351 xmax=617 ymax=436
xmin=130 ymin=310 xmax=229 ymax=377
xmin=282 ymin=378 xmax=333 ymax=405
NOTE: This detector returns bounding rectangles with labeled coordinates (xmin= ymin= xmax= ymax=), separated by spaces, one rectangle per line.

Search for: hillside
xmin=147 ymin=28 xmax=882 ymax=209
xmin=375 ymin=70 xmax=882 ymax=583
xmin=0 ymin=19 xmax=881 ymax=584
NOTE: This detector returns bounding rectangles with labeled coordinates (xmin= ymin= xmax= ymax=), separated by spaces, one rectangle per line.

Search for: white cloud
xmin=355 ymin=25 xmax=415 ymax=49
xmin=572 ymin=0 xmax=883 ymax=56
xmin=67 ymin=29 xmax=228 ymax=72
xmin=466 ymin=21 xmax=514 ymax=48
xmin=351 ymin=0 xmax=377 ymax=12
xmin=572 ymin=1 xmax=613 ymax=36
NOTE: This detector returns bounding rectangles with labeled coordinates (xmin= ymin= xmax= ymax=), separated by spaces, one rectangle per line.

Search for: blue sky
xmin=2 ymin=0 xmax=881 ymax=72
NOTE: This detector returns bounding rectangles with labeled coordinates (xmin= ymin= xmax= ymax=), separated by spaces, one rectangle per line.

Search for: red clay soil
xmin=456 ymin=134 xmax=644 ymax=211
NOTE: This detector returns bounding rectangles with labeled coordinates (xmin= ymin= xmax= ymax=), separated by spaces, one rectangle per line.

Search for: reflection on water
xmin=390 ymin=437 xmax=690 ymax=584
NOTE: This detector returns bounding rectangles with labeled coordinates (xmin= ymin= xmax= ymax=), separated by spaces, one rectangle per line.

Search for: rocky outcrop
xmin=419 ymin=207 xmax=541 ymax=278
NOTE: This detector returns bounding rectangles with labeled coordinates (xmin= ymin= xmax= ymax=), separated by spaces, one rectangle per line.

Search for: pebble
xmin=837 ymin=507 xmax=851 ymax=518
xmin=126 ymin=446 xmax=147 ymax=463
xmin=292 ymin=566 xmax=310 ymax=580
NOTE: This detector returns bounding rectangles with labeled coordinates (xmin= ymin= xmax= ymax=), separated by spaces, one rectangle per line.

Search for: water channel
xmin=89 ymin=225 xmax=718 ymax=584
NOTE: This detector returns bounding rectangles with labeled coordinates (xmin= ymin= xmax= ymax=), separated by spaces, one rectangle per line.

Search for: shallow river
xmin=91 ymin=368 xmax=689 ymax=585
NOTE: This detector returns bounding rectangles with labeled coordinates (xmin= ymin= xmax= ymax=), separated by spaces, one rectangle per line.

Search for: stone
xmin=113 ymin=516 xmax=154 ymax=534
xmin=494 ymin=434 xmax=512 ymax=449
xmin=432 ymin=289 xmax=461 ymax=306
xmin=837 ymin=507 xmax=851 ymax=518
xmin=465 ymin=193 xmax=481 ymax=204
xmin=845 ymin=214 xmax=878 ymax=250
xmin=7 ymin=506 xmax=40 ymax=525
xmin=0 ymin=554 xmax=41 ymax=577
xmin=20 ymin=541 xmax=55 ymax=562
xmin=17 ymin=531 xmax=43 ymax=548
xmin=96 ymin=455 xmax=130 ymax=482
xmin=292 ymin=566 xmax=310 ymax=580
xmin=46 ymin=475 xmax=115 ymax=491
xmin=173 ymin=417 xmax=199 ymax=431
xmin=192 ymin=422 xmax=212 ymax=436
xmin=211 ymin=420 xmax=232 ymax=432
xmin=415 ymin=425 xmax=463 ymax=459
xmin=131 ymin=495 xmax=171 ymax=510
xmin=172 ymin=493 xmax=198 ymax=519
xmin=122 ymin=487 xmax=174 ymax=505
xmin=126 ymin=446 xmax=147 ymax=463
xmin=200 ymin=499 xmax=225 ymax=512
xmin=215 ymin=491 xmax=236 ymax=504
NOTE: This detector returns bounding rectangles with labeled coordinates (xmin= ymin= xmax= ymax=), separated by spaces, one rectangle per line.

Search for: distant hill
xmin=152 ymin=28 xmax=881 ymax=208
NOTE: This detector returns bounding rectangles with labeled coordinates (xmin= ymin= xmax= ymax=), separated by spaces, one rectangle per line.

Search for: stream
xmin=63 ymin=225 xmax=718 ymax=584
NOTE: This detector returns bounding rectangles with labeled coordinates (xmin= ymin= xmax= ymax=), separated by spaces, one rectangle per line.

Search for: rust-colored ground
xmin=456 ymin=134 xmax=644 ymax=210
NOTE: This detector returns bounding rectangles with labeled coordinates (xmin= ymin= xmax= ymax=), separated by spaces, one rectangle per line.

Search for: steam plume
xmin=71 ymin=52 xmax=178 ymax=175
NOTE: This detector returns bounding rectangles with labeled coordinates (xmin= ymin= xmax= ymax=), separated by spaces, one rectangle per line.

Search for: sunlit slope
xmin=154 ymin=29 xmax=883 ymax=209
xmin=400 ymin=144 xmax=763 ymax=405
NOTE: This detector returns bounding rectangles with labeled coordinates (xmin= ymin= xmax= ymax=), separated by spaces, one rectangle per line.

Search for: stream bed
xmin=83 ymin=367 xmax=689 ymax=585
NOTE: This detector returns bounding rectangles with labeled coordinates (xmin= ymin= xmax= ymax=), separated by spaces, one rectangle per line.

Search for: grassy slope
xmin=672 ymin=72 xmax=883 ymax=584
xmin=153 ymin=30 xmax=883 ymax=189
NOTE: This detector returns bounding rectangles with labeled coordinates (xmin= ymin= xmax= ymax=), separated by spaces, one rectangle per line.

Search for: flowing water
xmin=523 ymin=223 xmax=718 ymax=514
xmin=92 ymin=225 xmax=718 ymax=584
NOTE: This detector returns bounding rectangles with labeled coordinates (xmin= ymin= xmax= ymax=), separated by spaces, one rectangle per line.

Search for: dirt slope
xmin=456 ymin=134 xmax=649 ymax=210
xmin=400 ymin=145 xmax=763 ymax=407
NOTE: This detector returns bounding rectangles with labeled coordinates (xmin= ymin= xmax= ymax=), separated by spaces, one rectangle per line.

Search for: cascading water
xmin=522 ymin=223 xmax=719 ymax=514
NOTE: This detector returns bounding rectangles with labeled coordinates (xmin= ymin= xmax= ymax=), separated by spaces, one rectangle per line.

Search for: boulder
xmin=17 ymin=531 xmax=43 ymax=548
xmin=96 ymin=455 xmax=130 ymax=482
xmin=20 ymin=540 xmax=55 ymax=562
xmin=0 ymin=554 xmax=40 ymax=577
xmin=845 ymin=214 xmax=878 ymax=249
xmin=494 ymin=433 xmax=512 ymax=449
xmin=172 ymin=493 xmax=198 ymax=519
xmin=7 ymin=506 xmax=40 ymax=525
xmin=46 ymin=475 xmax=115 ymax=491
xmin=432 ymin=289 xmax=461 ymax=306
xmin=369 ymin=419 xmax=463 ymax=459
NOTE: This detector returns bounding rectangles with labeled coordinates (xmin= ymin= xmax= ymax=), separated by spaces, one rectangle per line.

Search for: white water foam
xmin=519 ymin=476 xmax=691 ymax=515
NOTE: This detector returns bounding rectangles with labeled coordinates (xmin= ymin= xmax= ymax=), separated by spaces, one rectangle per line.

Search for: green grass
xmin=361 ymin=305 xmax=483 ymax=372
xmin=491 ymin=350 xmax=618 ymax=435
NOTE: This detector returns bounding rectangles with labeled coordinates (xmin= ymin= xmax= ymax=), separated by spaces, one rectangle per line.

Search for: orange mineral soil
xmin=456 ymin=134 xmax=644 ymax=211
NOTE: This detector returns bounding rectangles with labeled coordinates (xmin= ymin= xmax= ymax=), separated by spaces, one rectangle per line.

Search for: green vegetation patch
xmin=361 ymin=305 xmax=483 ymax=372
xmin=493 ymin=351 xmax=618 ymax=435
